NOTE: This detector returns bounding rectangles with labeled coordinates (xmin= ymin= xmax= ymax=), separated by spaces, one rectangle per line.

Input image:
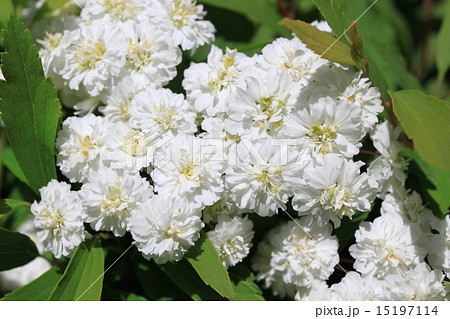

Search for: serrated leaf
xmin=185 ymin=230 xmax=235 ymax=300
xmin=48 ymin=236 xmax=105 ymax=301
xmin=0 ymin=147 xmax=29 ymax=185
xmin=159 ymin=259 xmax=224 ymax=301
xmin=0 ymin=226 xmax=39 ymax=271
xmin=0 ymin=198 xmax=29 ymax=218
xmin=279 ymin=18 xmax=355 ymax=66
xmin=436 ymin=0 xmax=450 ymax=77
xmin=1 ymin=267 xmax=62 ymax=301
xmin=390 ymin=89 xmax=450 ymax=170
xmin=0 ymin=15 xmax=61 ymax=194
xmin=229 ymin=264 xmax=265 ymax=301
xmin=404 ymin=148 xmax=450 ymax=217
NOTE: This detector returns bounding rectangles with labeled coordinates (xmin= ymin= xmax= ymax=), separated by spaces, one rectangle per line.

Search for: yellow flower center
xmin=180 ymin=165 xmax=195 ymax=179
xmin=308 ymin=123 xmax=338 ymax=155
xmin=103 ymin=0 xmax=136 ymax=21
xmin=170 ymin=0 xmax=197 ymax=28
xmin=77 ymin=42 xmax=105 ymax=70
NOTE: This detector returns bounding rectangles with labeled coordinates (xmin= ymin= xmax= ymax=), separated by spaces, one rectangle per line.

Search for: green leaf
xmin=404 ymin=148 xmax=450 ymax=217
xmin=48 ymin=236 xmax=105 ymax=301
xmin=390 ymin=89 xmax=450 ymax=170
xmin=0 ymin=15 xmax=61 ymax=194
xmin=334 ymin=211 xmax=370 ymax=251
xmin=313 ymin=0 xmax=420 ymax=99
xmin=159 ymin=259 xmax=224 ymax=301
xmin=229 ymin=264 xmax=265 ymax=301
xmin=199 ymin=0 xmax=287 ymax=36
xmin=0 ymin=198 xmax=29 ymax=218
xmin=185 ymin=230 xmax=235 ymax=300
xmin=312 ymin=0 xmax=349 ymax=43
xmin=0 ymin=0 xmax=14 ymax=26
xmin=33 ymin=0 xmax=73 ymax=22
xmin=125 ymin=293 xmax=148 ymax=301
xmin=436 ymin=0 xmax=450 ymax=77
xmin=133 ymin=258 xmax=188 ymax=301
xmin=0 ymin=226 xmax=39 ymax=271
xmin=0 ymin=147 xmax=29 ymax=185
xmin=1 ymin=267 xmax=62 ymax=301
xmin=279 ymin=18 xmax=355 ymax=66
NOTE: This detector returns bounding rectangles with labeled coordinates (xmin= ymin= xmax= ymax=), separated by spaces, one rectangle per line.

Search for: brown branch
xmin=276 ymin=0 xmax=295 ymax=19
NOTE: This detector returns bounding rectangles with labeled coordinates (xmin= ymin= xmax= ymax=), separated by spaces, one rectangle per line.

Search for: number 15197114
xmin=376 ymin=305 xmax=438 ymax=316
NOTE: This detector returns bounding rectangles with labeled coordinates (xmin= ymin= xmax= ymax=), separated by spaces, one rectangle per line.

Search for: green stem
xmin=433 ymin=72 xmax=445 ymax=97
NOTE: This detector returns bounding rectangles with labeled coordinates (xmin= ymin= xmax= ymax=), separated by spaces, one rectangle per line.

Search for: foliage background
xmin=0 ymin=0 xmax=448 ymax=301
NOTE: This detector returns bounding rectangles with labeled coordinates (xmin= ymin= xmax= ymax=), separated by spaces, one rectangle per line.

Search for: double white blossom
xmin=208 ymin=215 xmax=254 ymax=268
xmin=31 ymin=180 xmax=86 ymax=258
xmin=253 ymin=217 xmax=339 ymax=292
xmin=368 ymin=121 xmax=408 ymax=198
xmin=79 ymin=167 xmax=153 ymax=236
xmin=130 ymin=195 xmax=204 ymax=263
xmin=292 ymin=154 xmax=377 ymax=227
xmin=349 ymin=213 xmax=427 ymax=279
xmin=183 ymin=45 xmax=253 ymax=116
xmin=56 ymin=114 xmax=110 ymax=183
xmin=384 ymin=263 xmax=446 ymax=301
xmin=151 ymin=134 xmax=225 ymax=209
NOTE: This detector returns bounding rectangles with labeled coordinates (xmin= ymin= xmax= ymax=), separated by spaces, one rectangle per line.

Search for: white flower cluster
xmin=37 ymin=0 xmax=215 ymax=113
xmin=27 ymin=7 xmax=448 ymax=300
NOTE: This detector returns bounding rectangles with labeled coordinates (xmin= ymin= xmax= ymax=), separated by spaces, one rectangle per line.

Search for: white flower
xmin=224 ymin=68 xmax=297 ymax=139
xmin=256 ymin=36 xmax=327 ymax=84
xmin=0 ymin=67 xmax=4 ymax=80
xmin=0 ymin=219 xmax=52 ymax=292
xmin=349 ymin=213 xmax=427 ymax=280
xmin=251 ymin=227 xmax=297 ymax=299
xmin=129 ymin=87 xmax=197 ymax=137
xmin=155 ymin=0 xmax=215 ymax=51
xmin=81 ymin=0 xmax=151 ymax=23
xmin=208 ymin=215 xmax=254 ymax=268
xmin=253 ymin=217 xmax=339 ymax=291
xmin=56 ymin=114 xmax=110 ymax=183
xmin=130 ymin=195 xmax=204 ymax=264
xmin=201 ymin=115 xmax=243 ymax=157
xmin=103 ymin=123 xmax=156 ymax=172
xmin=225 ymin=141 xmax=302 ymax=217
xmin=428 ymin=215 xmax=450 ymax=278
xmin=295 ymin=280 xmax=330 ymax=301
xmin=79 ymin=167 xmax=153 ymax=236
xmin=31 ymin=180 xmax=86 ymax=258
xmin=281 ymin=97 xmax=365 ymax=159
xmin=381 ymin=190 xmax=440 ymax=234
xmin=183 ymin=45 xmax=253 ymax=116
xmin=121 ymin=21 xmax=181 ymax=86
xmin=301 ymin=64 xmax=383 ymax=132
xmin=99 ymin=76 xmax=145 ymax=123
xmin=368 ymin=121 xmax=408 ymax=198
xmin=60 ymin=21 xmax=125 ymax=96
xmin=311 ymin=20 xmax=333 ymax=35
xmin=151 ymin=134 xmax=225 ymax=209
xmin=330 ymin=272 xmax=384 ymax=301
xmin=292 ymin=154 xmax=378 ymax=227
xmin=384 ymin=263 xmax=446 ymax=301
